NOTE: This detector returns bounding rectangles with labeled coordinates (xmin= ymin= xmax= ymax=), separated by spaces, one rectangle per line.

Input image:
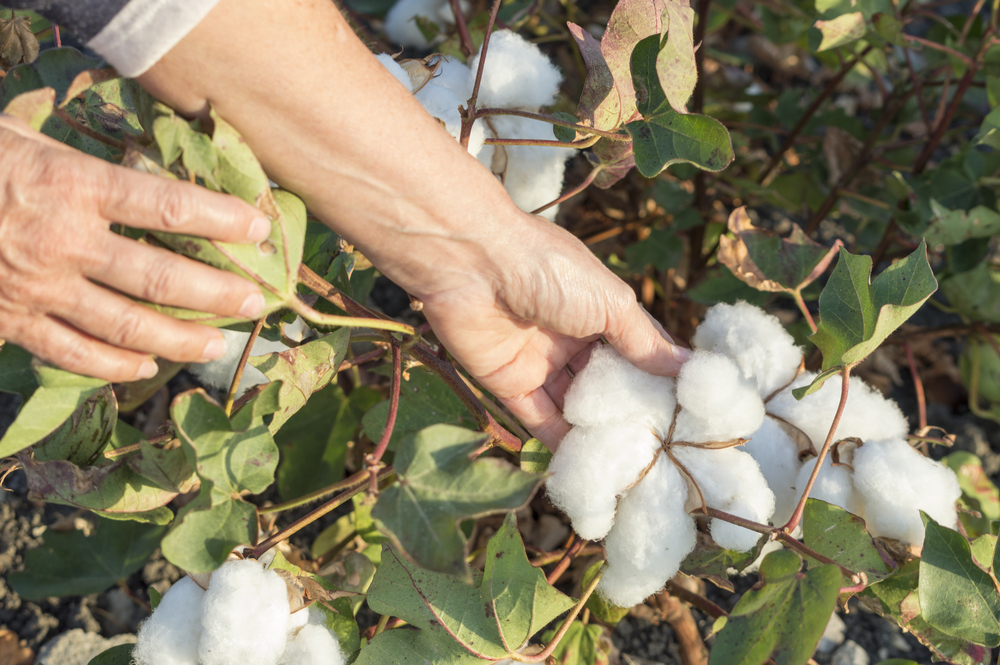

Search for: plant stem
xmin=366 ymin=337 xmax=403 ymax=496
xmin=474 ymin=108 xmax=631 ymax=141
xmin=533 ymin=165 xmax=604 ymax=216
xmin=459 ymin=0 xmax=503 ymax=148
xmin=289 ymin=298 xmax=416 ymax=335
xmin=546 ymin=536 xmax=587 ymax=585
xmin=52 ymin=107 xmax=127 ymax=151
xmin=102 ymin=432 xmax=173 ymax=459
xmin=904 ymin=34 xmax=974 ymax=65
xmin=484 ymin=135 xmax=600 ymax=149
xmin=53 ymin=24 xmax=61 ymax=47
xmin=338 ymin=346 xmax=388 ymax=372
xmin=782 ymin=365 xmax=852 ymax=533
xmin=457 ymin=372 xmax=533 ymax=442
xmin=663 ymin=580 xmax=727 ymax=619
xmin=448 ymin=0 xmax=475 ymax=57
xmin=373 ymin=613 xmax=391 ymax=637
xmin=225 ymin=317 xmax=265 ymax=417
xmin=904 ymin=342 xmax=928 ymax=431
xmin=258 ymin=469 xmax=392 ymax=514
xmin=792 ymin=290 xmax=817 ymax=334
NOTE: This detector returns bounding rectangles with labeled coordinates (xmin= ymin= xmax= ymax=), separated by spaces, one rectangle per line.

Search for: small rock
xmin=832 ymin=640 xmax=870 ymax=665
xmin=889 ymin=631 xmax=912 ymax=652
xmin=34 ymin=629 xmax=135 ymax=665
xmin=817 ymin=612 xmax=846 ymax=653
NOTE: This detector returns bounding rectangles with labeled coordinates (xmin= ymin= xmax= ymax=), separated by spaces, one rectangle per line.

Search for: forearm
xmin=138 ymin=0 xmax=527 ymax=299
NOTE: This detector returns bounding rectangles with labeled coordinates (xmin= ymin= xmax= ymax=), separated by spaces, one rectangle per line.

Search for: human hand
xmin=419 ymin=213 xmax=690 ymax=450
xmin=0 ymin=115 xmax=271 ymax=382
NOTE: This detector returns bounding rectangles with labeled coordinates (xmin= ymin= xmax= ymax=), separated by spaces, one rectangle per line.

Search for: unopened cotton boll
xmin=384 ymin=0 xmax=458 ymax=48
xmin=791 ymin=457 xmax=865 ymax=518
xmin=562 ymin=344 xmax=676 ymax=435
xmin=673 ymin=351 xmax=765 ymax=443
xmin=414 ymin=83 xmax=487 ymax=157
xmin=374 ymin=54 xmax=414 ymax=92
xmin=469 ymin=30 xmax=562 ymax=110
xmin=198 ymin=559 xmax=291 ymax=665
xmin=188 ymin=328 xmax=290 ymax=396
xmin=768 ymin=373 xmax=909 ymax=452
xmin=691 ymin=302 xmax=802 ymax=398
xmin=134 ymin=576 xmax=205 ymax=665
xmin=670 ymin=447 xmax=775 ymax=551
xmin=742 ymin=417 xmax=802 ymax=525
xmin=599 ymin=456 xmax=697 ymax=607
xmin=852 ymin=438 xmax=961 ymax=544
xmin=547 ymin=423 xmax=662 ymax=540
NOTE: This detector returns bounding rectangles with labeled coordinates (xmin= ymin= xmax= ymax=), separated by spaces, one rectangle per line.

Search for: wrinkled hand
xmin=419 ymin=214 xmax=690 ymax=450
xmin=0 ymin=115 xmax=271 ymax=382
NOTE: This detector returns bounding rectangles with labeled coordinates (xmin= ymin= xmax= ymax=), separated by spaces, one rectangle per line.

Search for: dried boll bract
xmin=374 ymin=54 xmax=413 ymax=92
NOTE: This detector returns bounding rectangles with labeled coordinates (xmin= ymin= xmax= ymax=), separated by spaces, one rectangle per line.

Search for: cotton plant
xmin=374 ymin=30 xmax=575 ymax=220
xmin=384 ymin=0 xmax=466 ymax=48
xmin=546 ymin=302 xmax=962 ymax=608
xmin=135 ymin=558 xmax=345 ymax=665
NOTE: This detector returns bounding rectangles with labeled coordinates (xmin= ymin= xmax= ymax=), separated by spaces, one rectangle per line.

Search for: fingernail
xmin=247 ymin=217 xmax=272 ymax=242
xmin=239 ymin=292 xmax=266 ymax=319
xmin=201 ymin=336 xmax=227 ymax=361
xmin=136 ymin=359 xmax=159 ymax=380
xmin=671 ymin=345 xmax=693 ymax=364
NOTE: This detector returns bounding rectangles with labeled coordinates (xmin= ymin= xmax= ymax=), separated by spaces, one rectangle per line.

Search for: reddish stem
xmin=663 ymin=580 xmax=728 ymax=619
xmin=53 ymin=24 xmax=61 ymax=47
xmin=532 ymin=166 xmax=603 ymax=216
xmin=904 ymin=342 xmax=928 ymax=431
xmin=459 ymin=0 xmax=503 ymax=148
xmin=545 ymin=536 xmax=587 ymax=585
xmin=366 ymin=337 xmax=402 ymax=496
xmin=792 ymin=290 xmax=817 ymax=334
xmin=225 ymin=317 xmax=265 ymax=417
xmin=904 ymin=34 xmax=974 ymax=65
xmin=448 ymin=0 xmax=475 ymax=58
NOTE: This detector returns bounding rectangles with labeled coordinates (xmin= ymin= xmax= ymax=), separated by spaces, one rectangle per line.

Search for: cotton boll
xmin=562 ymin=344 xmax=676 ymax=435
xmin=188 ymin=329 xmax=289 ymax=396
xmin=198 ymin=559 xmax=291 ymax=665
xmin=791 ymin=456 xmax=865 ymax=518
xmin=853 ymin=438 xmax=961 ymax=544
xmin=767 ymin=373 xmax=909 ymax=452
xmin=414 ymin=83 xmax=487 ymax=157
xmin=547 ymin=424 xmax=662 ymax=540
xmin=134 ymin=577 xmax=205 ymax=665
xmin=469 ymin=30 xmax=562 ymax=110
xmin=691 ymin=302 xmax=802 ymax=398
xmin=599 ymin=456 xmax=696 ymax=607
xmin=384 ymin=0 xmax=450 ymax=47
xmin=288 ymin=607 xmax=311 ymax=633
xmin=670 ymin=447 xmax=775 ymax=551
xmin=374 ymin=53 xmax=413 ymax=92
xmin=486 ymin=115 xmax=574 ymax=220
xmin=672 ymin=351 xmax=765 ymax=443
xmin=279 ymin=608 xmax=345 ymax=665
xmin=743 ymin=417 xmax=802 ymax=525
xmin=430 ymin=58 xmax=473 ymax=100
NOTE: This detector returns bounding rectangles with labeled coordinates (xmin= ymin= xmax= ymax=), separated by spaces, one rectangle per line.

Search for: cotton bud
xmin=374 ymin=54 xmax=413 ymax=92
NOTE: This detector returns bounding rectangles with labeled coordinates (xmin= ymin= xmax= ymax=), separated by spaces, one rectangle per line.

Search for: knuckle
xmin=108 ymin=307 xmax=146 ymax=348
xmin=141 ymin=256 xmax=181 ymax=304
xmin=57 ymin=338 xmax=95 ymax=374
xmin=159 ymin=185 xmax=194 ymax=229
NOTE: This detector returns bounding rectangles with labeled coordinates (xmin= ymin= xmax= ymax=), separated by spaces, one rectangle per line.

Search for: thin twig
xmin=904 ymin=342 xmax=928 ymax=431
xmin=546 ymin=536 xmax=587 ymax=585
xmin=533 ymin=166 xmax=604 ymax=216
xmin=475 ymin=108 xmax=631 ymax=141
xmin=366 ymin=337 xmax=403 ymax=496
xmin=459 ymin=0 xmax=503 ymax=148
xmin=663 ymin=579 xmax=727 ymax=619
xmin=904 ymin=34 xmax=974 ymax=66
xmin=258 ymin=468 xmax=393 ymax=514
xmin=448 ymin=0 xmax=475 ymax=57
xmin=225 ymin=317 xmax=265 ymax=417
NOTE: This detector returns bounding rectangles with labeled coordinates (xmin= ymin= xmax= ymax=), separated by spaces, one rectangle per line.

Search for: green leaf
xmin=149 ymin=586 xmax=163 ymax=610
xmin=872 ymin=13 xmax=904 ymax=46
xmin=9 ymin=517 xmax=164 ymax=599
xmin=924 ymin=201 xmax=1000 ymax=247
xmin=520 ymin=438 xmax=553 ymax=474
xmin=86 ymin=644 xmax=134 ymax=665
xmin=680 ymin=531 xmax=762 ymax=592
xmin=131 ymin=438 xmax=198 ymax=493
xmin=625 ymin=228 xmax=684 ymax=272
xmin=248 ymin=328 xmax=350 ymax=432
xmin=33 ymin=384 xmax=116 ymax=466
xmin=975 ymin=106 xmax=1000 ymax=149
xmin=0 ymin=47 xmax=100 ymax=107
xmin=813 ymin=13 xmax=866 ymax=51
xmin=551 ymin=111 xmax=581 ymax=143
xmin=160 ymin=485 xmax=257 ymax=572
xmin=2 ymin=86 xmax=54 ymax=130
xmin=540 ymin=621 xmax=611 ymax=665
xmin=354 ymin=628 xmax=489 ymax=665
xmin=709 ymin=550 xmax=841 ymax=665
xmin=945 ymin=452 xmax=1000 ymax=538
xmin=0 ymin=365 xmax=107 ymax=458
xmin=657 ymin=0 xmax=697 ymax=113
xmin=942 ymin=263 xmax=1000 ymax=323
xmin=0 ymin=343 xmax=37 ymax=400
xmin=583 ymin=560 xmax=629 ymax=626
xmin=802 ymin=499 xmax=894 ymax=586
xmin=810 ymin=243 xmax=938 ymax=371
xmin=567 ymin=23 xmax=622 ymax=132
xmin=372 ymin=426 xmax=543 ymax=579
xmin=919 ymin=513 xmax=1000 ymax=646
xmin=361 ymin=367 xmax=479 ymax=453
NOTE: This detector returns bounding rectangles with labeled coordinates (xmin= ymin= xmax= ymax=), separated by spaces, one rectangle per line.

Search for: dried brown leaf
xmin=0 ymin=17 xmax=39 ymax=69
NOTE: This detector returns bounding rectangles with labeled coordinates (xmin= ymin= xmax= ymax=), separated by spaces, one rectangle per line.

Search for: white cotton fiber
xmin=562 ymin=344 xmax=676 ymax=435
xmin=743 ymin=416 xmax=802 ymax=525
xmin=414 ymin=83 xmax=486 ymax=157
xmin=485 ymin=115 xmax=574 ymax=221
xmin=279 ymin=608 xmax=345 ymax=665
xmin=547 ymin=424 xmax=662 ymax=541
xmin=673 ymin=351 xmax=765 ymax=443
xmin=691 ymin=302 xmax=802 ymax=398
xmin=198 ymin=559 xmax=291 ymax=665
xmin=431 ymin=58 xmax=473 ymax=101
xmin=188 ymin=329 xmax=289 ymax=396
xmin=134 ymin=576 xmax=205 ymax=665
xmin=852 ymin=438 xmax=961 ymax=544
xmin=469 ymin=30 xmax=562 ymax=110
xmin=384 ymin=0 xmax=454 ymax=48
xmin=768 ymin=373 xmax=909 ymax=452
xmin=599 ymin=456 xmax=696 ymax=607
xmin=791 ymin=457 xmax=865 ymax=518
xmin=374 ymin=53 xmax=413 ymax=92
xmin=671 ymin=447 xmax=774 ymax=551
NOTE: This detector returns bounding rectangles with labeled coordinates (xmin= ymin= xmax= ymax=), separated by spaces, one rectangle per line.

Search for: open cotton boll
xmin=670 ymin=447 xmax=775 ymax=551
xmin=691 ymin=302 xmax=802 ymax=398
xmin=374 ymin=54 xmax=413 ymax=92
xmin=547 ymin=424 xmax=662 ymax=540
xmin=414 ymin=83 xmax=487 ymax=157
xmin=188 ymin=329 xmax=289 ymax=396
xmin=134 ymin=576 xmax=205 ymax=665
xmin=384 ymin=0 xmax=454 ymax=48
xmin=562 ymin=344 xmax=676 ymax=435
xmin=767 ymin=373 xmax=909 ymax=451
xmin=486 ymin=115 xmax=574 ymax=221
xmin=791 ymin=457 xmax=865 ymax=518
xmin=599 ymin=456 xmax=696 ymax=607
xmin=853 ymin=438 xmax=961 ymax=544
xmin=743 ymin=417 xmax=802 ymax=525
xmin=279 ymin=608 xmax=345 ymax=665
xmin=672 ymin=351 xmax=765 ymax=443
xmin=430 ymin=58 xmax=473 ymax=100
xmin=198 ymin=559 xmax=291 ymax=665
xmin=469 ymin=30 xmax=562 ymax=110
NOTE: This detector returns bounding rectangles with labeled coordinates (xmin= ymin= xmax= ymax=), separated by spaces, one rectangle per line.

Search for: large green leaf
xmin=33 ymin=384 xmax=116 ymax=466
xmin=942 ymin=263 xmax=1000 ymax=323
xmin=680 ymin=532 xmax=762 ymax=592
xmin=8 ymin=517 xmax=164 ymax=599
xmin=802 ymin=499 xmax=894 ymax=586
xmin=803 ymin=242 xmax=937 ymax=395
xmin=160 ymin=485 xmax=257 ymax=572
xmin=0 ymin=47 xmax=100 ymax=107
xmin=541 ymin=621 xmax=611 ymax=665
xmin=87 ymin=645 xmax=134 ymax=665
xmin=924 ymin=202 xmax=1000 ymax=247
xmin=919 ymin=514 xmax=1000 ymax=647
xmin=372 ymin=426 xmax=543 ymax=579
xmin=354 ymin=628 xmax=489 ymax=665
xmin=248 ymin=328 xmax=350 ymax=432
xmin=709 ymin=550 xmax=841 ymax=665
xmin=813 ymin=13 xmax=866 ymax=51
xmin=0 ymin=365 xmax=107 ymax=458
xmin=0 ymin=343 xmax=37 ymax=400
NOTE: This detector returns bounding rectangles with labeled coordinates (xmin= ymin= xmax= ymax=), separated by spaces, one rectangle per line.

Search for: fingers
xmin=90 ymin=234 xmax=265 ymax=319
xmin=603 ymin=291 xmax=691 ymax=377
xmin=27 ymin=316 xmax=159 ymax=382
xmin=95 ymin=162 xmax=272 ymax=242
xmin=501 ymin=389 xmax=571 ymax=453
xmin=52 ymin=279 xmax=230 ymax=365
